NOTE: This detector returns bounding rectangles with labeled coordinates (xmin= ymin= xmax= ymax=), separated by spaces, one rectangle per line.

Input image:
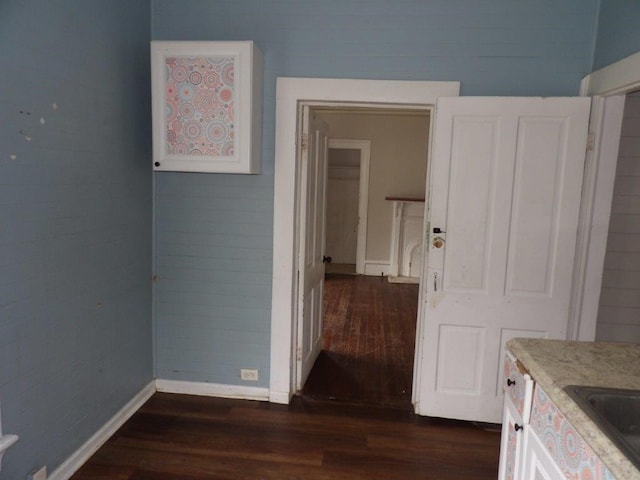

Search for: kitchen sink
xmin=564 ymin=385 xmax=640 ymax=469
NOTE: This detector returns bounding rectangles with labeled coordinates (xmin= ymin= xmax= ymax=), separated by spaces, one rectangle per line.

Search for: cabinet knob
xmin=507 ymin=378 xmax=516 ymax=387
xmin=154 ymin=162 xmax=160 ymax=167
xmin=514 ymin=423 xmax=523 ymax=432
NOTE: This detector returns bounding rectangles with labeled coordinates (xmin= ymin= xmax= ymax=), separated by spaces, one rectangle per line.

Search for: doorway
xmin=299 ymin=107 xmax=430 ymax=409
xmin=594 ymin=91 xmax=640 ymax=342
xmin=324 ymin=139 xmax=370 ymax=275
xmin=268 ymin=78 xmax=460 ymax=407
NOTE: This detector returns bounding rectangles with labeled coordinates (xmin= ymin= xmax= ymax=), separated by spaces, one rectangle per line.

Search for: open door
xmin=296 ymin=107 xmax=329 ymax=390
xmin=418 ymin=97 xmax=591 ymax=423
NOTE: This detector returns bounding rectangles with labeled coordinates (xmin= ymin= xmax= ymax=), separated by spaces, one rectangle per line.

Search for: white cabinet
xmin=151 ymin=41 xmax=263 ymax=174
xmin=498 ymin=352 xmax=534 ymax=480
xmin=520 ymin=425 xmax=564 ymax=480
xmin=500 ymin=351 xmax=617 ymax=480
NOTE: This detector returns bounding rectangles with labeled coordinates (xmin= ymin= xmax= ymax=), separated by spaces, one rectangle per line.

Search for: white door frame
xmin=327 ymin=138 xmax=371 ymax=274
xmin=270 ymin=78 xmax=460 ymax=404
xmin=568 ymin=51 xmax=640 ymax=341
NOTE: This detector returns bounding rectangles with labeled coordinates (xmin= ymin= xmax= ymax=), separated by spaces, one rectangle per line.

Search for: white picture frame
xmin=151 ymin=41 xmax=262 ymax=174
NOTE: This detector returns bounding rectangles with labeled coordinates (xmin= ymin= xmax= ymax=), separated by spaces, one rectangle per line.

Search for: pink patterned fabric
xmin=530 ymin=385 xmax=615 ymax=480
xmin=504 ymin=355 xmax=527 ymax=416
xmin=164 ymin=56 xmax=235 ymax=157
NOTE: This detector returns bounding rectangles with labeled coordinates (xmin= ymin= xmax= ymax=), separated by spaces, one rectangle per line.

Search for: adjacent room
xmin=2 ymin=1 xmax=640 ymax=479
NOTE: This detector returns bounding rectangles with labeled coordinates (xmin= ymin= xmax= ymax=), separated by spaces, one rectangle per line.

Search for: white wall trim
xmin=48 ymin=381 xmax=156 ymax=480
xmin=581 ymin=50 xmax=640 ymax=96
xmin=570 ymin=49 xmax=640 ymax=341
xmin=363 ymin=261 xmax=392 ymax=276
xmin=568 ymin=95 xmax=626 ymax=340
xmin=155 ymin=379 xmax=269 ymax=401
xmin=271 ymin=77 xmax=460 ymax=405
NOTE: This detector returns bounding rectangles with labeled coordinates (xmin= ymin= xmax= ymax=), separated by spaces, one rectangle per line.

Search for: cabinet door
xmin=498 ymin=398 xmax=525 ymax=480
xmin=151 ymin=41 xmax=263 ymax=174
xmin=504 ymin=351 xmax=534 ymax=422
xmin=521 ymin=426 xmax=564 ymax=480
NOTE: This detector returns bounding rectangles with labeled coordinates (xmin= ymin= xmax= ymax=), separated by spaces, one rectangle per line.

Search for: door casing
xmin=270 ymin=54 xmax=640 ymax=413
xmin=270 ymin=78 xmax=460 ymax=404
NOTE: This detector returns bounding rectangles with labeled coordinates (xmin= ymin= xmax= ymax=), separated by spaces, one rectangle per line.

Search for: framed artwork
xmin=151 ymin=41 xmax=262 ymax=174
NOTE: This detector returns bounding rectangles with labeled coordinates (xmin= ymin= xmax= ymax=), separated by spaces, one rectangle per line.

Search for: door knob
xmin=322 ymin=256 xmax=332 ymax=264
xmin=433 ymin=236 xmax=445 ymax=248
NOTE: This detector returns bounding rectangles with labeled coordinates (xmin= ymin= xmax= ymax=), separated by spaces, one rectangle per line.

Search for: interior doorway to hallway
xmin=301 ymin=273 xmax=419 ymax=409
xmin=297 ymin=106 xmax=431 ymax=410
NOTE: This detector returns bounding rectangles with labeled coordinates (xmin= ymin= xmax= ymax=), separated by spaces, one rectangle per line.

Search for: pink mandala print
xmin=165 ymin=56 xmax=235 ymax=157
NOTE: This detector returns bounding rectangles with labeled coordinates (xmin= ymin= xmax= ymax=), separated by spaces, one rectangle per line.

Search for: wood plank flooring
xmin=71 ymin=393 xmax=501 ymax=479
xmin=302 ymin=274 xmax=418 ymax=409
xmin=72 ymin=274 xmax=501 ymax=478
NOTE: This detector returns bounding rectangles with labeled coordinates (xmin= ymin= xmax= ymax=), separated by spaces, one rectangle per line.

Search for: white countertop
xmin=507 ymin=338 xmax=640 ymax=480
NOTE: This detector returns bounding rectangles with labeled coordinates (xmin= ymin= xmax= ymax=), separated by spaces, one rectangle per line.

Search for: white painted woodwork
xmin=390 ymin=200 xmax=425 ymax=278
xmin=498 ymin=352 xmax=535 ymax=480
xmin=581 ymin=50 xmax=640 ymax=96
xmin=572 ymin=48 xmax=640 ymax=341
xmin=151 ymin=41 xmax=262 ymax=174
xmin=155 ymin=379 xmax=269 ymax=401
xmin=326 ymin=139 xmax=371 ymax=274
xmin=296 ymin=108 xmax=329 ymax=390
xmin=418 ymin=97 xmax=591 ymax=422
xmin=568 ymin=95 xmax=626 ymax=341
xmin=596 ymin=94 xmax=640 ymax=343
xmin=48 ymin=382 xmax=155 ymax=480
xmin=270 ymin=78 xmax=459 ymax=404
xmin=326 ymin=138 xmax=371 ymax=274
xmin=520 ymin=426 xmax=565 ymax=480
xmin=498 ymin=398 xmax=524 ymax=480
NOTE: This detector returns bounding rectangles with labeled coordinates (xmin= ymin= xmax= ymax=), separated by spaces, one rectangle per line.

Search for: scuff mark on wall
xmin=19 ymin=130 xmax=32 ymax=142
xmin=7 ymin=102 xmax=59 ymax=157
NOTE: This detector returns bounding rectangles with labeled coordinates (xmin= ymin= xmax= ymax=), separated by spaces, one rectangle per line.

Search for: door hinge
xmin=296 ymin=346 xmax=302 ymax=361
xmin=586 ymin=132 xmax=595 ymax=152
xmin=301 ymin=133 xmax=309 ymax=150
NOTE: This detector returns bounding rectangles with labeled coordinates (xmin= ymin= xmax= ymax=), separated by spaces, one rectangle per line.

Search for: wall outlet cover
xmin=240 ymin=369 xmax=259 ymax=381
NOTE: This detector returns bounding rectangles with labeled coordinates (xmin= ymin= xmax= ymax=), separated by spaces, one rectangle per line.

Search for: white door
xmin=296 ymin=107 xmax=329 ymax=390
xmin=418 ymin=97 xmax=590 ymax=422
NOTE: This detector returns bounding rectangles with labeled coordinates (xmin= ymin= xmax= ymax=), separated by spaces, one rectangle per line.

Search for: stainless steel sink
xmin=564 ymin=385 xmax=640 ymax=469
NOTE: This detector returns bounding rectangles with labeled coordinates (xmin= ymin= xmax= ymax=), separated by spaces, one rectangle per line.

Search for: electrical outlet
xmin=27 ymin=466 xmax=47 ymax=480
xmin=240 ymin=369 xmax=259 ymax=381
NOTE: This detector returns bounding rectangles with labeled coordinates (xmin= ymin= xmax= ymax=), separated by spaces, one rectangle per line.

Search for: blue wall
xmin=152 ymin=0 xmax=600 ymax=388
xmin=593 ymin=0 xmax=640 ymax=70
xmin=0 ymin=1 xmax=152 ymax=478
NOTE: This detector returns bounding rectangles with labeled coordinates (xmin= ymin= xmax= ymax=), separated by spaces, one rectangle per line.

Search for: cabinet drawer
xmin=503 ymin=352 xmax=534 ymax=422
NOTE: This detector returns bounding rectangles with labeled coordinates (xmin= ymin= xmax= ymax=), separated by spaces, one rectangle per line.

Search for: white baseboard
xmin=269 ymin=390 xmax=293 ymax=405
xmin=48 ymin=381 xmax=156 ymax=480
xmin=364 ymin=261 xmax=391 ymax=276
xmin=155 ymin=379 xmax=269 ymax=401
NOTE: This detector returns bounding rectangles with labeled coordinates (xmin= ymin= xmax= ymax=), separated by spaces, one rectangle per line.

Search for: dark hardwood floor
xmin=72 ymin=275 xmax=500 ymax=478
xmin=302 ymin=274 xmax=418 ymax=409
xmin=71 ymin=393 xmax=501 ymax=479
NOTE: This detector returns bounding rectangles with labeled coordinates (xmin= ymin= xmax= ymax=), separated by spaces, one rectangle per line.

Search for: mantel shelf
xmin=385 ymin=196 xmax=425 ymax=202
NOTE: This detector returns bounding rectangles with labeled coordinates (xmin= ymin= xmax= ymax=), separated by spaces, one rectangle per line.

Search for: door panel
xmin=418 ymin=97 xmax=590 ymax=422
xmin=444 ymin=116 xmax=500 ymax=292
xmin=435 ymin=325 xmax=485 ymax=395
xmin=296 ymin=108 xmax=329 ymax=390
